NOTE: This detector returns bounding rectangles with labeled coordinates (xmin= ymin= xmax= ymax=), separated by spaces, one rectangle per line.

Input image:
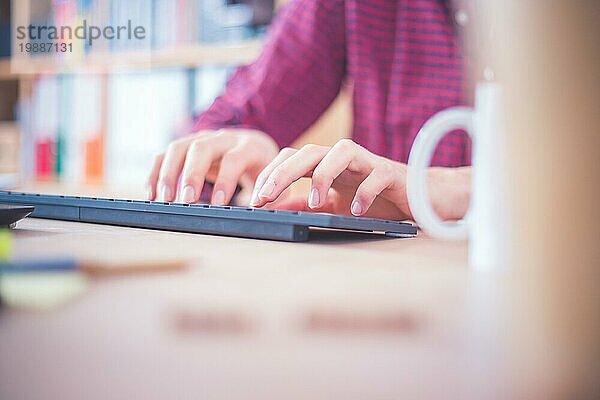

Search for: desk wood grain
xmin=0 ymin=218 xmax=556 ymax=399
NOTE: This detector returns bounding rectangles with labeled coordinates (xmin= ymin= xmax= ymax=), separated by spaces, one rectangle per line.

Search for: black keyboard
xmin=0 ymin=191 xmax=417 ymax=242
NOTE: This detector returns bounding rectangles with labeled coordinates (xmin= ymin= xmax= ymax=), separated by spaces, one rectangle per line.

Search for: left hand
xmin=249 ymin=139 xmax=471 ymax=221
xmin=249 ymin=139 xmax=413 ymax=220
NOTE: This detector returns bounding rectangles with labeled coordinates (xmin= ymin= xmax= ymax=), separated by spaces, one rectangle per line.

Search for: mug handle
xmin=407 ymin=107 xmax=474 ymax=239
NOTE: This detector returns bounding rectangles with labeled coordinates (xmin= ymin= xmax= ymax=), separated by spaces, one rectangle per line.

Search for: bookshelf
xmin=1 ymin=0 xmax=271 ymax=186
xmin=0 ymin=57 xmax=10 ymax=79
xmin=0 ymin=39 xmax=263 ymax=78
xmin=1 ymin=0 xmax=351 ymax=192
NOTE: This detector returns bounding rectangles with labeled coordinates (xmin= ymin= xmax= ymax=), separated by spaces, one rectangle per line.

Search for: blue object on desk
xmin=0 ymin=191 xmax=417 ymax=242
xmin=0 ymin=190 xmax=417 ymax=242
xmin=0 ymin=258 xmax=78 ymax=273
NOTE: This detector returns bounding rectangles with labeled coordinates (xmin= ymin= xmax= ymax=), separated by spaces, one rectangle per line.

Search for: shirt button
xmin=455 ymin=9 xmax=469 ymax=27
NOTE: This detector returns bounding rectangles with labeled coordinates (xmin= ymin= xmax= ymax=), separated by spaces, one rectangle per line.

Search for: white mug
xmin=407 ymin=82 xmax=508 ymax=270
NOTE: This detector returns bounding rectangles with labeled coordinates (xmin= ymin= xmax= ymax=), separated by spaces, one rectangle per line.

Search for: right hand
xmin=147 ymin=129 xmax=279 ymax=205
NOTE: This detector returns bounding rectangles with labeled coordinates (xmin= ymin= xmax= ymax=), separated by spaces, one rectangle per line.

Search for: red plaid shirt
xmin=193 ymin=0 xmax=471 ymax=167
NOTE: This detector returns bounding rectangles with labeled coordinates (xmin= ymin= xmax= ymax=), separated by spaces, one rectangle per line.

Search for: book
xmin=31 ymin=76 xmax=59 ymax=180
xmin=106 ymin=69 xmax=188 ymax=186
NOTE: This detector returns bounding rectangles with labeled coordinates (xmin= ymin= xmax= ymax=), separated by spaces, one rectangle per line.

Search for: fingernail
xmin=212 ymin=190 xmax=225 ymax=205
xmin=249 ymin=187 xmax=260 ymax=206
xmin=146 ymin=186 xmax=154 ymax=200
xmin=250 ymin=192 xmax=257 ymax=206
xmin=160 ymin=185 xmax=172 ymax=202
xmin=308 ymin=188 xmax=320 ymax=209
xmin=258 ymin=181 xmax=275 ymax=199
xmin=181 ymin=185 xmax=195 ymax=203
xmin=351 ymin=201 xmax=363 ymax=216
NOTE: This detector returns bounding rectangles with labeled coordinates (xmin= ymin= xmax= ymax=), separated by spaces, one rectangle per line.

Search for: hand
xmin=250 ymin=139 xmax=471 ymax=221
xmin=147 ymin=129 xmax=279 ymax=204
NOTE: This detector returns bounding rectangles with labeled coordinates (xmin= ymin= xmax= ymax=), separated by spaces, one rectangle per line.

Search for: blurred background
xmin=0 ymin=0 xmax=350 ymax=194
xmin=0 ymin=2 xmax=598 ymax=398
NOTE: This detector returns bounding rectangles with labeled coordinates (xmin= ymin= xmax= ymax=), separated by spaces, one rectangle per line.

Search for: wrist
xmin=427 ymin=167 xmax=471 ymax=221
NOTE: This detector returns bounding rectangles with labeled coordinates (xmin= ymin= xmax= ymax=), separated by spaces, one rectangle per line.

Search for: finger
xmin=250 ymin=147 xmax=297 ymax=206
xmin=146 ymin=153 xmax=164 ymax=200
xmin=254 ymin=144 xmax=329 ymax=207
xmin=157 ymin=139 xmax=192 ymax=202
xmin=179 ymin=134 xmax=233 ymax=203
xmin=309 ymin=139 xmax=373 ymax=209
xmin=211 ymin=147 xmax=249 ymax=205
xmin=263 ymin=197 xmax=311 ymax=212
xmin=265 ymin=196 xmax=337 ymax=214
xmin=351 ymin=166 xmax=395 ymax=216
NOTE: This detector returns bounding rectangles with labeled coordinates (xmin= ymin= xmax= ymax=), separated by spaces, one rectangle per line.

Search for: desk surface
xmin=0 ymin=217 xmax=552 ymax=399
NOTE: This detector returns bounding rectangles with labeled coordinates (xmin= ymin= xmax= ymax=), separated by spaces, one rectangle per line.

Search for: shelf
xmin=0 ymin=38 xmax=264 ymax=78
xmin=0 ymin=58 xmax=12 ymax=80
xmin=0 ymin=122 xmax=20 ymax=176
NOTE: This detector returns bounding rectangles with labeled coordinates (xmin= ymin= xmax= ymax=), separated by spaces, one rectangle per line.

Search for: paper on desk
xmin=0 ymin=271 xmax=89 ymax=311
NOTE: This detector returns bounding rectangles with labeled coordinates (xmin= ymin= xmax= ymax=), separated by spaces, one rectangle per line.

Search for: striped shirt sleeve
xmin=191 ymin=0 xmax=347 ymax=148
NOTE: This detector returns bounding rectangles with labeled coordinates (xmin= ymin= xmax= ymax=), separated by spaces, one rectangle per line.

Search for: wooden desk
xmin=0 ymin=218 xmax=557 ymax=399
